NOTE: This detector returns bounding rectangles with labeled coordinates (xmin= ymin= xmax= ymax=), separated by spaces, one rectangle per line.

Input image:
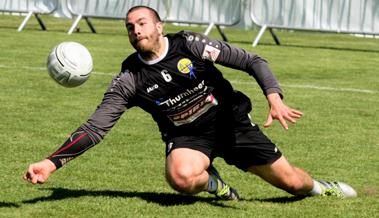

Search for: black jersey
xmin=81 ymin=31 xmax=282 ymax=143
xmin=48 ymin=31 xmax=283 ymax=168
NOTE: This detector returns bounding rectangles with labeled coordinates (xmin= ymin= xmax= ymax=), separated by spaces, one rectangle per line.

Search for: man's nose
xmin=134 ymin=25 xmax=141 ymax=35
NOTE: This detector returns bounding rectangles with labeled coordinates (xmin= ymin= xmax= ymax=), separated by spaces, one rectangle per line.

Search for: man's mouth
xmin=137 ymin=36 xmax=147 ymax=41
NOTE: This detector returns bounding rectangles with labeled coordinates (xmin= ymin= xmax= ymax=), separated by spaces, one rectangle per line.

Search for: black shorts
xmin=165 ymin=112 xmax=282 ymax=171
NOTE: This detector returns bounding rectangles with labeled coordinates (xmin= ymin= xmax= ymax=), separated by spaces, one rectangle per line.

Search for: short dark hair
xmin=126 ymin=5 xmax=162 ymax=22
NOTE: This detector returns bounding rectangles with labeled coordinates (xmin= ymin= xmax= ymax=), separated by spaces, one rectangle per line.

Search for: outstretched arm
xmin=23 ymin=72 xmax=134 ymax=184
xmin=23 ymin=128 xmax=97 ymax=184
xmin=184 ymin=32 xmax=302 ymax=129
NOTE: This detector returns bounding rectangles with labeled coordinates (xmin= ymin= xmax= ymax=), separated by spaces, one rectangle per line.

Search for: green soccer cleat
xmin=207 ymin=165 xmax=240 ymax=200
xmin=318 ymin=180 xmax=357 ymax=198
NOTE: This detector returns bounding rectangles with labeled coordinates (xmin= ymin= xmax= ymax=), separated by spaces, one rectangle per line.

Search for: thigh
xmin=222 ymin=122 xmax=282 ymax=171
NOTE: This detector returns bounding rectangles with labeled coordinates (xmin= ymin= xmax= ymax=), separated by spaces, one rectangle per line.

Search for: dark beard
xmin=134 ymin=35 xmax=161 ymax=60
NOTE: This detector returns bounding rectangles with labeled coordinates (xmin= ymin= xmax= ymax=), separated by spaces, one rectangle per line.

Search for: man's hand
xmin=23 ymin=159 xmax=56 ymax=184
xmin=264 ymin=93 xmax=304 ymax=130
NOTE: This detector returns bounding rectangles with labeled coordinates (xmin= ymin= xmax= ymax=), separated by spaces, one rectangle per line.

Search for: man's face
xmin=126 ymin=8 xmax=163 ymax=53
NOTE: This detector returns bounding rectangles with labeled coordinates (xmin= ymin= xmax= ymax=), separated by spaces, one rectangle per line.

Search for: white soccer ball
xmin=47 ymin=42 xmax=93 ymax=87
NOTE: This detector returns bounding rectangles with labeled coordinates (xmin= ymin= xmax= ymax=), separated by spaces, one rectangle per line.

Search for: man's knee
xmin=166 ymin=165 xmax=197 ymax=193
xmin=165 ymin=148 xmax=210 ymax=194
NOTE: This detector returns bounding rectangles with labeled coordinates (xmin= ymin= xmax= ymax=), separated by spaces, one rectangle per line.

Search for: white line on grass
xmin=281 ymin=84 xmax=377 ymax=94
xmin=229 ymin=80 xmax=378 ymax=94
xmin=1 ymin=64 xmax=377 ymax=94
xmin=0 ymin=64 xmax=114 ymax=76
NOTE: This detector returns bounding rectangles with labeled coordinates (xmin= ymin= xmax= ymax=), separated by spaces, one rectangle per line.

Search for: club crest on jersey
xmin=177 ymin=58 xmax=196 ymax=78
xmin=202 ymin=44 xmax=220 ymax=62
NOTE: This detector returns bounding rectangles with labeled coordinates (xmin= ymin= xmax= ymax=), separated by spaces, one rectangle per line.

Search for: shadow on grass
xmin=0 ymin=201 xmax=20 ymax=208
xmin=252 ymin=195 xmax=308 ymax=203
xmin=21 ymin=187 xmax=237 ymax=208
xmin=0 ymin=195 xmax=308 ymax=209
xmin=19 ymin=187 xmax=309 ymax=208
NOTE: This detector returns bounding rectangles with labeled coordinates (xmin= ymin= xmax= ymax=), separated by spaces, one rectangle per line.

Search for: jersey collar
xmin=138 ymin=37 xmax=169 ymax=65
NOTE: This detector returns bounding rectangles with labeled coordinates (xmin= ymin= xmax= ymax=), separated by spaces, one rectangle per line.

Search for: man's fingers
xmin=292 ymin=109 xmax=304 ymax=116
xmin=31 ymin=175 xmax=39 ymax=184
xmin=23 ymin=172 xmax=29 ymax=181
xmin=286 ymin=108 xmax=304 ymax=123
xmin=265 ymin=107 xmax=303 ymax=129
xmin=284 ymin=114 xmax=297 ymax=124
xmin=263 ymin=115 xmax=273 ymax=128
xmin=290 ymin=114 xmax=302 ymax=119
xmin=36 ymin=175 xmax=46 ymax=184
xmin=290 ymin=109 xmax=304 ymax=118
xmin=23 ymin=174 xmax=30 ymax=183
xmin=24 ymin=166 xmax=39 ymax=184
xmin=278 ymin=116 xmax=289 ymax=130
xmin=289 ymin=111 xmax=302 ymax=119
xmin=24 ymin=169 xmax=34 ymax=181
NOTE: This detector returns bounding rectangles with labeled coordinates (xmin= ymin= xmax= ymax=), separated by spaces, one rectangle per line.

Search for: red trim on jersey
xmin=48 ymin=132 xmax=87 ymax=158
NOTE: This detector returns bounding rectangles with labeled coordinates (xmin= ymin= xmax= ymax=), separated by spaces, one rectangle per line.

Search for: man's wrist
xmin=43 ymin=159 xmax=57 ymax=172
xmin=267 ymin=93 xmax=282 ymax=102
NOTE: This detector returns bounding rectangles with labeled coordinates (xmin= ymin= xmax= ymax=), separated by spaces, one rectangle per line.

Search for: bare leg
xmin=165 ymin=148 xmax=210 ymax=194
xmin=248 ymin=156 xmax=314 ymax=195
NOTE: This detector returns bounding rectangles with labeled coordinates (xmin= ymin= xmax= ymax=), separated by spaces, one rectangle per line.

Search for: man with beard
xmin=24 ymin=6 xmax=356 ymax=200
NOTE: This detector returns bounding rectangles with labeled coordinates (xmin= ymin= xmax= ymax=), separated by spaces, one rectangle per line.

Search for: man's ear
xmin=156 ymin=22 xmax=164 ymax=36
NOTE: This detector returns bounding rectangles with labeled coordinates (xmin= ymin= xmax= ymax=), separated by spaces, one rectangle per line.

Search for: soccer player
xmin=24 ymin=6 xmax=357 ymax=199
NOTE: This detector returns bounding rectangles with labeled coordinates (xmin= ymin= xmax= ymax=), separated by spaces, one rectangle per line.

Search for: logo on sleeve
xmin=202 ymin=44 xmax=220 ymax=62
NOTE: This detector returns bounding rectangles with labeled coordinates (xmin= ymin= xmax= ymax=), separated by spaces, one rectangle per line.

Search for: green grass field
xmin=0 ymin=14 xmax=378 ymax=217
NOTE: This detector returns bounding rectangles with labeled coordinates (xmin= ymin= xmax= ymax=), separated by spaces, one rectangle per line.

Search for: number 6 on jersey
xmin=161 ymin=70 xmax=172 ymax=82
